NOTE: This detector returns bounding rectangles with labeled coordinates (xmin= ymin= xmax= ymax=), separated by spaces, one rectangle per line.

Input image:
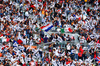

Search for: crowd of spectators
xmin=0 ymin=0 xmax=100 ymax=66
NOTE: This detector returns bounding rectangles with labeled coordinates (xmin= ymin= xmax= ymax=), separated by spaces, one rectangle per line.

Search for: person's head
xmin=98 ymin=37 xmax=100 ymax=40
xmin=67 ymin=42 xmax=70 ymax=45
xmin=80 ymin=46 xmax=82 ymax=49
xmin=59 ymin=46 xmax=61 ymax=48
xmin=68 ymin=35 xmax=69 ymax=37
xmin=75 ymin=59 xmax=77 ymax=61
xmin=71 ymin=46 xmax=74 ymax=49
xmin=75 ymin=46 xmax=77 ymax=49
xmin=83 ymin=51 xmax=86 ymax=54
xmin=91 ymin=47 xmax=93 ymax=49
xmin=0 ymin=62 xmax=3 ymax=65
xmin=32 ymin=60 xmax=34 ymax=62
xmin=45 ymin=35 xmax=47 ymax=37
xmin=51 ymin=33 xmax=54 ymax=36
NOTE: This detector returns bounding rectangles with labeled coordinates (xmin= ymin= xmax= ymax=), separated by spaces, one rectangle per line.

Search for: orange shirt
xmin=0 ymin=53 xmax=2 ymax=57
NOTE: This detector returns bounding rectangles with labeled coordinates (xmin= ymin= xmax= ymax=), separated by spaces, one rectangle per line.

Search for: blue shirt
xmin=44 ymin=37 xmax=48 ymax=43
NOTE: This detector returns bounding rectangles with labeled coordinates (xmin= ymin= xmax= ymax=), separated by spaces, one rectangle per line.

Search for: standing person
xmin=79 ymin=46 xmax=84 ymax=54
xmin=40 ymin=30 xmax=44 ymax=38
xmin=97 ymin=37 xmax=100 ymax=43
xmin=48 ymin=44 xmax=53 ymax=58
xmin=39 ymin=48 xmax=43 ymax=58
xmin=26 ymin=26 xmax=30 ymax=38
xmin=75 ymin=47 xmax=78 ymax=61
xmin=89 ymin=47 xmax=94 ymax=59
xmin=43 ymin=35 xmax=48 ymax=43
xmin=70 ymin=46 xmax=75 ymax=60
xmin=87 ymin=35 xmax=92 ymax=43
xmin=66 ymin=35 xmax=71 ymax=41
xmin=49 ymin=33 xmax=54 ymax=42
xmin=78 ymin=51 xmax=83 ymax=60
xmin=78 ymin=46 xmax=83 ymax=60
xmin=82 ymin=51 xmax=87 ymax=60
xmin=45 ymin=56 xmax=50 ymax=64
xmin=87 ymin=7 xmax=90 ymax=15
xmin=65 ymin=42 xmax=71 ymax=55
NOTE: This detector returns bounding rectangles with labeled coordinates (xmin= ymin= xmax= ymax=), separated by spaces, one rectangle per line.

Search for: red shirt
xmin=45 ymin=57 xmax=50 ymax=63
xmin=35 ymin=62 xmax=38 ymax=66
xmin=43 ymin=2 xmax=46 ymax=7
xmin=87 ymin=9 xmax=90 ymax=12
xmin=36 ymin=40 xmax=41 ymax=44
xmin=98 ymin=0 xmax=100 ymax=2
xmin=6 ymin=38 xmax=9 ymax=42
xmin=97 ymin=40 xmax=100 ymax=43
xmin=78 ymin=52 xmax=82 ymax=57
xmin=30 ymin=5 xmax=35 ymax=8
xmin=79 ymin=48 xmax=84 ymax=54
xmin=41 ymin=38 xmax=43 ymax=41
xmin=38 ymin=0 xmax=42 ymax=2
xmin=2 ymin=47 xmax=4 ymax=50
xmin=66 ymin=61 xmax=71 ymax=65
xmin=94 ymin=51 xmax=96 ymax=58
xmin=0 ymin=34 xmax=3 ymax=37
xmin=17 ymin=39 xmax=23 ymax=44
xmin=23 ymin=64 xmax=26 ymax=66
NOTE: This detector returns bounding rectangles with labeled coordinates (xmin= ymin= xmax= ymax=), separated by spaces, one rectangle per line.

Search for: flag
xmin=40 ymin=24 xmax=53 ymax=32
xmin=13 ymin=40 xmax=18 ymax=47
xmin=68 ymin=28 xmax=73 ymax=32
xmin=64 ymin=28 xmax=73 ymax=33
xmin=96 ymin=56 xmax=100 ymax=61
xmin=61 ymin=28 xmax=65 ymax=33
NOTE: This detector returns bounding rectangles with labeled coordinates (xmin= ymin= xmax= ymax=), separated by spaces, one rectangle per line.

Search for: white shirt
xmin=30 ymin=61 xmax=35 ymax=66
xmin=25 ymin=11 xmax=29 ymax=17
xmin=22 ymin=39 xmax=26 ymax=45
xmin=52 ymin=59 xmax=57 ymax=66
xmin=67 ymin=44 xmax=70 ymax=50
xmin=57 ymin=36 xmax=63 ymax=42
xmin=75 ymin=49 xmax=78 ymax=54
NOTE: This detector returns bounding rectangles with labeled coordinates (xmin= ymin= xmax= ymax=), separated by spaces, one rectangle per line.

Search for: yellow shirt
xmin=42 ymin=10 xmax=45 ymax=15
xmin=46 ymin=12 xmax=48 ymax=16
xmin=84 ymin=0 xmax=87 ymax=2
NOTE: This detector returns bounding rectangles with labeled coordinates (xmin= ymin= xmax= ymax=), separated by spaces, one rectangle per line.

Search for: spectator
xmin=75 ymin=47 xmax=78 ymax=61
xmin=66 ymin=35 xmax=71 ymax=41
xmin=43 ymin=35 xmax=48 ymax=43
xmin=82 ymin=51 xmax=87 ymax=60
xmin=40 ymin=30 xmax=44 ymax=38
xmin=78 ymin=51 xmax=83 ymax=60
xmin=0 ymin=0 xmax=99 ymax=65
xmin=89 ymin=47 xmax=95 ymax=59
xmin=65 ymin=42 xmax=71 ymax=55
xmin=70 ymin=46 xmax=75 ymax=60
